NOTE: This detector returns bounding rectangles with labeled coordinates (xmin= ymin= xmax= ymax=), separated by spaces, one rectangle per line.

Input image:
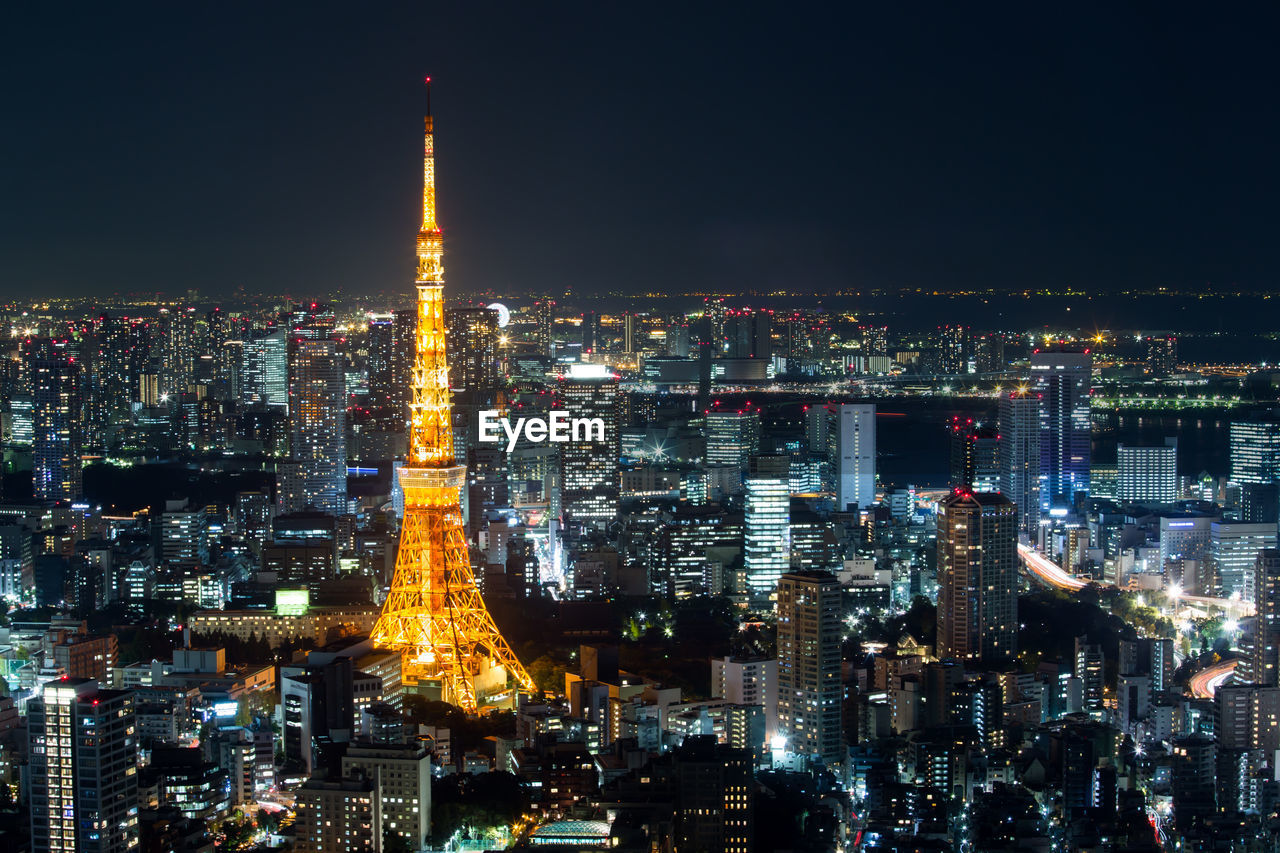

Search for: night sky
xmin=3 ymin=3 xmax=1278 ymax=301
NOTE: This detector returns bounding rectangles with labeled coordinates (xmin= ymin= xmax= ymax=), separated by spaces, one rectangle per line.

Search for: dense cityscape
xmin=8 ymin=5 xmax=1280 ymax=853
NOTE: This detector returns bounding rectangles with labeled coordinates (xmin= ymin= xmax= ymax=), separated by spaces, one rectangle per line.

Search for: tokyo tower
xmin=370 ymin=80 xmax=534 ymax=712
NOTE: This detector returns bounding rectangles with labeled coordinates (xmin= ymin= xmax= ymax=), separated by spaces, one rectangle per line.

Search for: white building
xmin=744 ymin=456 xmax=790 ymax=602
xmin=830 ymin=403 xmax=876 ymax=511
xmin=1210 ymin=522 xmax=1278 ymax=602
xmin=1117 ymin=439 xmax=1178 ymax=505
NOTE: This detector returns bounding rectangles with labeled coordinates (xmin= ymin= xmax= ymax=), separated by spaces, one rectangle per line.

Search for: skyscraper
xmin=1146 ymin=334 xmax=1178 ymax=376
xmin=1231 ymin=416 xmax=1280 ymax=486
xmin=706 ymin=406 xmax=761 ymax=469
xmin=936 ymin=490 xmax=1018 ymax=664
xmin=1210 ymin=522 xmax=1278 ymax=602
xmin=556 ymin=363 xmax=620 ymax=534
xmin=534 ymin=299 xmax=555 ymax=356
xmin=830 ymin=403 xmax=875 ymax=511
xmin=724 ymin=308 xmax=772 ymax=359
xmin=1030 ymin=350 xmax=1092 ymax=511
xmin=998 ymin=390 xmax=1041 ymax=532
xmin=366 ymin=313 xmax=396 ymax=409
xmin=1253 ymin=550 xmax=1280 ymax=686
xmin=241 ymin=328 xmax=288 ymax=411
xmin=28 ymin=679 xmax=138 ymax=853
xmin=777 ymin=571 xmax=843 ymax=765
xmin=949 ymin=419 xmax=999 ymax=491
xmin=29 ymin=339 xmax=83 ymax=502
xmin=744 ymin=455 xmax=790 ymax=601
xmin=445 ymin=304 xmax=500 ymax=395
xmin=1117 ymin=439 xmax=1178 ymax=505
xmin=284 ymin=337 xmax=347 ymax=515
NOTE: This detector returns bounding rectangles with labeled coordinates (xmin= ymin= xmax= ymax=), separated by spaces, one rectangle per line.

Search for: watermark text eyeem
xmin=478 ymin=410 xmax=606 ymax=452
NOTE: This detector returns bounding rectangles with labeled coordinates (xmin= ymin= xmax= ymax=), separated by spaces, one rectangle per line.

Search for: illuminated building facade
xmin=284 ymin=337 xmax=348 ymax=515
xmin=29 ymin=340 xmax=83 ymax=503
xmin=936 ymin=490 xmax=1018 ymax=664
xmin=776 ymin=571 xmax=843 ymax=765
xmin=830 ymin=402 xmax=875 ymax=512
xmin=28 ymin=679 xmax=138 ymax=853
xmin=241 ymin=328 xmax=288 ymax=411
xmin=1231 ymin=416 xmax=1280 ymax=485
xmin=938 ymin=324 xmax=969 ymax=374
xmin=366 ymin=313 xmax=396 ymax=408
xmin=1209 ymin=522 xmax=1276 ymax=602
xmin=369 ymin=82 xmax=533 ymax=712
xmin=949 ymin=419 xmax=999 ymax=492
xmin=555 ymin=363 xmax=620 ymax=534
xmin=1117 ymin=439 xmax=1178 ymax=505
xmin=1030 ymin=350 xmax=1092 ymax=512
xmin=706 ymin=406 xmax=761 ymax=469
xmin=1253 ymin=550 xmax=1280 ymax=686
xmin=1146 ymin=334 xmax=1178 ymax=376
xmin=998 ymin=390 xmax=1041 ymax=532
xmin=744 ymin=455 xmax=790 ymax=601
xmin=445 ymin=304 xmax=500 ymax=394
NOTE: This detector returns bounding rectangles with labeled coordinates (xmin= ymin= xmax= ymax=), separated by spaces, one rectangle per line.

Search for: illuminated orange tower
xmin=370 ymin=80 xmax=534 ymax=712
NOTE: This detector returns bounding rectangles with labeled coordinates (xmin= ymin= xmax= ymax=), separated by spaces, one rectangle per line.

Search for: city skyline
xmin=6 ymin=9 xmax=1280 ymax=853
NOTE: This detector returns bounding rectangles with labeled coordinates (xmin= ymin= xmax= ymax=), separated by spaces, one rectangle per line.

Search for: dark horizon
xmin=4 ymin=3 xmax=1280 ymax=302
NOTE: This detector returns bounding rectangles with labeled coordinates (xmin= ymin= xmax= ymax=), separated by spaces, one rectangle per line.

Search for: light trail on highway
xmin=1189 ymin=659 xmax=1237 ymax=699
xmin=1016 ymin=544 xmax=1254 ymax=617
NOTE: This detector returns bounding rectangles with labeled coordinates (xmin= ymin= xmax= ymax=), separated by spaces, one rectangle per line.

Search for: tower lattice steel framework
xmin=370 ymin=80 xmax=534 ymax=712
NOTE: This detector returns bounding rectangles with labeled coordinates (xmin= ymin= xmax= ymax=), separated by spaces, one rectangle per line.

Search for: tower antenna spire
xmin=425 ymin=75 xmax=431 ymax=116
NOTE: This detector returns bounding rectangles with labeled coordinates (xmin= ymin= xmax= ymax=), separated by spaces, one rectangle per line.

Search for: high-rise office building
xmin=830 ymin=403 xmax=875 ymax=511
xmin=706 ymin=406 xmax=761 ymax=469
xmin=29 ymin=340 xmax=83 ymax=502
xmin=366 ymin=313 xmax=396 ymax=409
xmin=776 ymin=571 xmax=842 ymax=765
xmin=1030 ymin=350 xmax=1092 ymax=511
xmin=622 ymin=312 xmax=639 ymax=355
xmin=534 ymin=299 xmax=555 ymax=355
xmin=556 ymin=364 xmax=620 ymax=534
xmin=28 ymin=679 xmax=138 ymax=853
xmin=724 ymin=309 xmax=772 ymax=359
xmin=284 ymin=337 xmax=347 ymax=515
xmin=998 ymin=390 xmax=1041 ymax=532
xmin=1117 ymin=439 xmax=1178 ymax=505
xmin=445 ymin=304 xmax=500 ymax=394
xmin=1253 ymin=550 xmax=1280 ymax=686
xmin=1210 ymin=522 xmax=1278 ymax=602
xmin=1231 ymin=416 xmax=1280 ymax=487
xmin=241 ymin=328 xmax=288 ymax=411
xmin=744 ymin=456 xmax=790 ymax=601
xmin=949 ymin=419 xmax=999 ymax=491
xmin=935 ymin=491 xmax=1018 ymax=664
